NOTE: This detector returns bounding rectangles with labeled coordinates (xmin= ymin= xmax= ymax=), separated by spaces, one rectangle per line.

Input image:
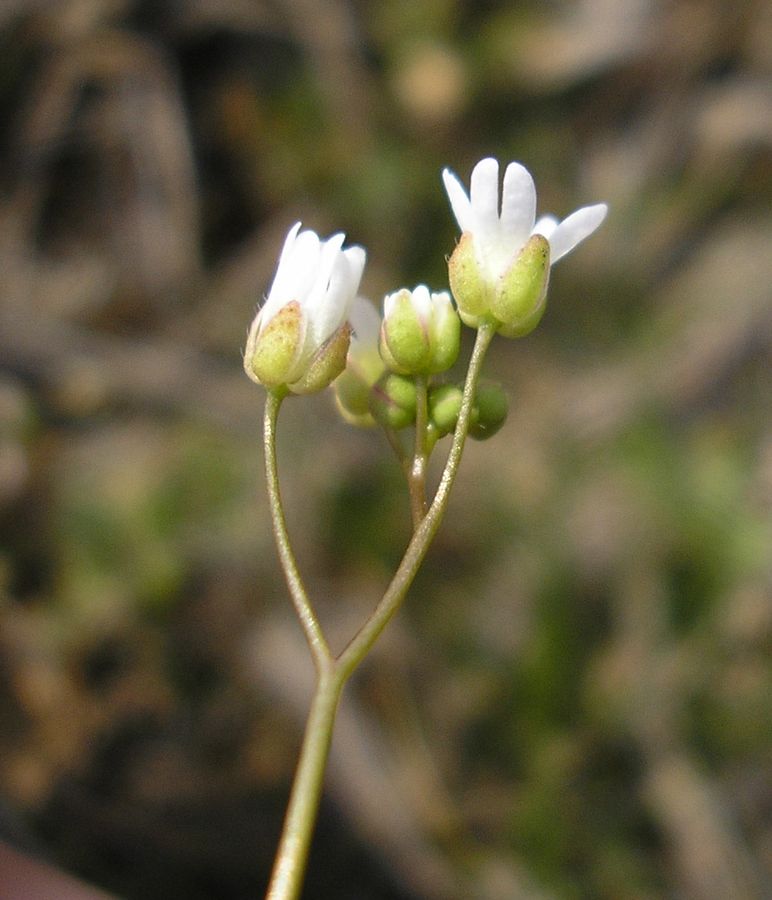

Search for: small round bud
xmin=469 ymin=382 xmax=508 ymax=440
xmin=380 ymin=286 xmax=461 ymax=375
xmin=428 ymin=384 xmax=463 ymax=436
xmin=369 ymin=373 xmax=417 ymax=430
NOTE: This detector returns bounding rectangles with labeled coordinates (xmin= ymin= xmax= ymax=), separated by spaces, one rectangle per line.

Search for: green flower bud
xmin=469 ymin=382 xmax=508 ymax=440
xmin=428 ymin=384 xmax=463 ymax=436
xmin=369 ymin=373 xmax=417 ymax=430
xmin=379 ymin=286 xmax=461 ymax=375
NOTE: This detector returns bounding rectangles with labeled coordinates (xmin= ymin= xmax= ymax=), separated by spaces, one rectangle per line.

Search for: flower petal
xmin=469 ymin=157 xmax=500 ymax=237
xmin=547 ymin=203 xmax=608 ymax=264
xmin=532 ymin=214 xmax=559 ymax=240
xmin=500 ymin=162 xmax=536 ymax=245
xmin=306 ymin=236 xmax=357 ymax=346
xmin=442 ymin=168 xmax=473 ymax=233
xmin=411 ymin=284 xmax=433 ymax=322
xmin=261 ymin=222 xmax=304 ymax=322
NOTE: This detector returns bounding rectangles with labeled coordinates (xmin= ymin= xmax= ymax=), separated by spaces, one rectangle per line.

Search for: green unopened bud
xmin=491 ymin=234 xmax=550 ymax=338
xmin=428 ymin=384 xmax=463 ymax=436
xmin=369 ymin=373 xmax=417 ymax=430
xmin=447 ymin=232 xmax=492 ymax=328
xmin=469 ymin=382 xmax=508 ymax=440
xmin=379 ymin=286 xmax=461 ymax=375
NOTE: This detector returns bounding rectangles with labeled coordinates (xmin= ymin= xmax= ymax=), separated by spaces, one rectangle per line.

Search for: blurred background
xmin=0 ymin=1 xmax=770 ymax=898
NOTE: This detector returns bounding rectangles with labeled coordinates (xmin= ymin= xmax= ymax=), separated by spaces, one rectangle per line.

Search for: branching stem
xmin=262 ymin=323 xmax=496 ymax=900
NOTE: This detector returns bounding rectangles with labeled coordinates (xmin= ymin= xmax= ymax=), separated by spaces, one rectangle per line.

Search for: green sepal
xmin=491 ymin=235 xmax=550 ymax=337
xmin=448 ymin=232 xmax=492 ymax=326
xmin=245 ymin=301 xmax=305 ymax=388
xmin=427 ymin=302 xmax=461 ymax=373
xmin=290 ymin=322 xmax=352 ymax=395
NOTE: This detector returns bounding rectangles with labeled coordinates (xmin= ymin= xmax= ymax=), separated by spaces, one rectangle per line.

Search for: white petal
xmin=548 ymin=203 xmax=608 ymax=264
xmin=431 ymin=290 xmax=452 ymax=311
xmin=411 ymin=284 xmax=432 ymax=322
xmin=469 ymin=158 xmax=500 ymax=236
xmin=442 ymin=168 xmax=473 ymax=233
xmin=500 ymin=162 xmax=536 ymax=245
xmin=306 ymin=237 xmax=349 ymax=344
xmin=261 ymin=222 xmax=304 ymax=322
xmin=268 ymin=227 xmax=320 ymax=313
xmin=318 ymin=242 xmax=364 ymax=340
xmin=343 ymin=245 xmax=366 ymax=297
xmin=532 ymin=214 xmax=559 ymax=240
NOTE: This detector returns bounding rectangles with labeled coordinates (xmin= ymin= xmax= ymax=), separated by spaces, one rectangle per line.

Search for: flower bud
xmin=469 ymin=382 xmax=508 ymax=440
xmin=428 ymin=384 xmax=463 ymax=436
xmin=379 ymin=286 xmax=461 ymax=375
xmin=369 ymin=373 xmax=417 ymax=430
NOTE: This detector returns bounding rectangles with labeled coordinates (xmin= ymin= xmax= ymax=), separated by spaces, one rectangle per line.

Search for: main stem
xmin=265 ymin=668 xmax=341 ymax=900
xmin=262 ymin=322 xmax=495 ymax=900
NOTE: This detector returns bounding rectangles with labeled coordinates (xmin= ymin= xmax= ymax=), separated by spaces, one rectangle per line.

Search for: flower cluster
xmin=244 ymin=159 xmax=607 ymax=426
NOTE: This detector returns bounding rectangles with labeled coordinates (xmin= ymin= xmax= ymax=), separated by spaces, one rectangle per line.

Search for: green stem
xmin=263 ymin=391 xmax=331 ymax=670
xmin=336 ymin=323 xmax=495 ymax=681
xmin=408 ymin=375 xmax=429 ymax=528
xmin=264 ymin=669 xmax=342 ymax=900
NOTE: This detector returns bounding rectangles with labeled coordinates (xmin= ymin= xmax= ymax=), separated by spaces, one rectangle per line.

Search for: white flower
xmin=244 ymin=222 xmax=366 ymax=392
xmin=442 ymin=157 xmax=607 ymax=280
xmin=441 ymin=158 xmax=606 ymax=337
